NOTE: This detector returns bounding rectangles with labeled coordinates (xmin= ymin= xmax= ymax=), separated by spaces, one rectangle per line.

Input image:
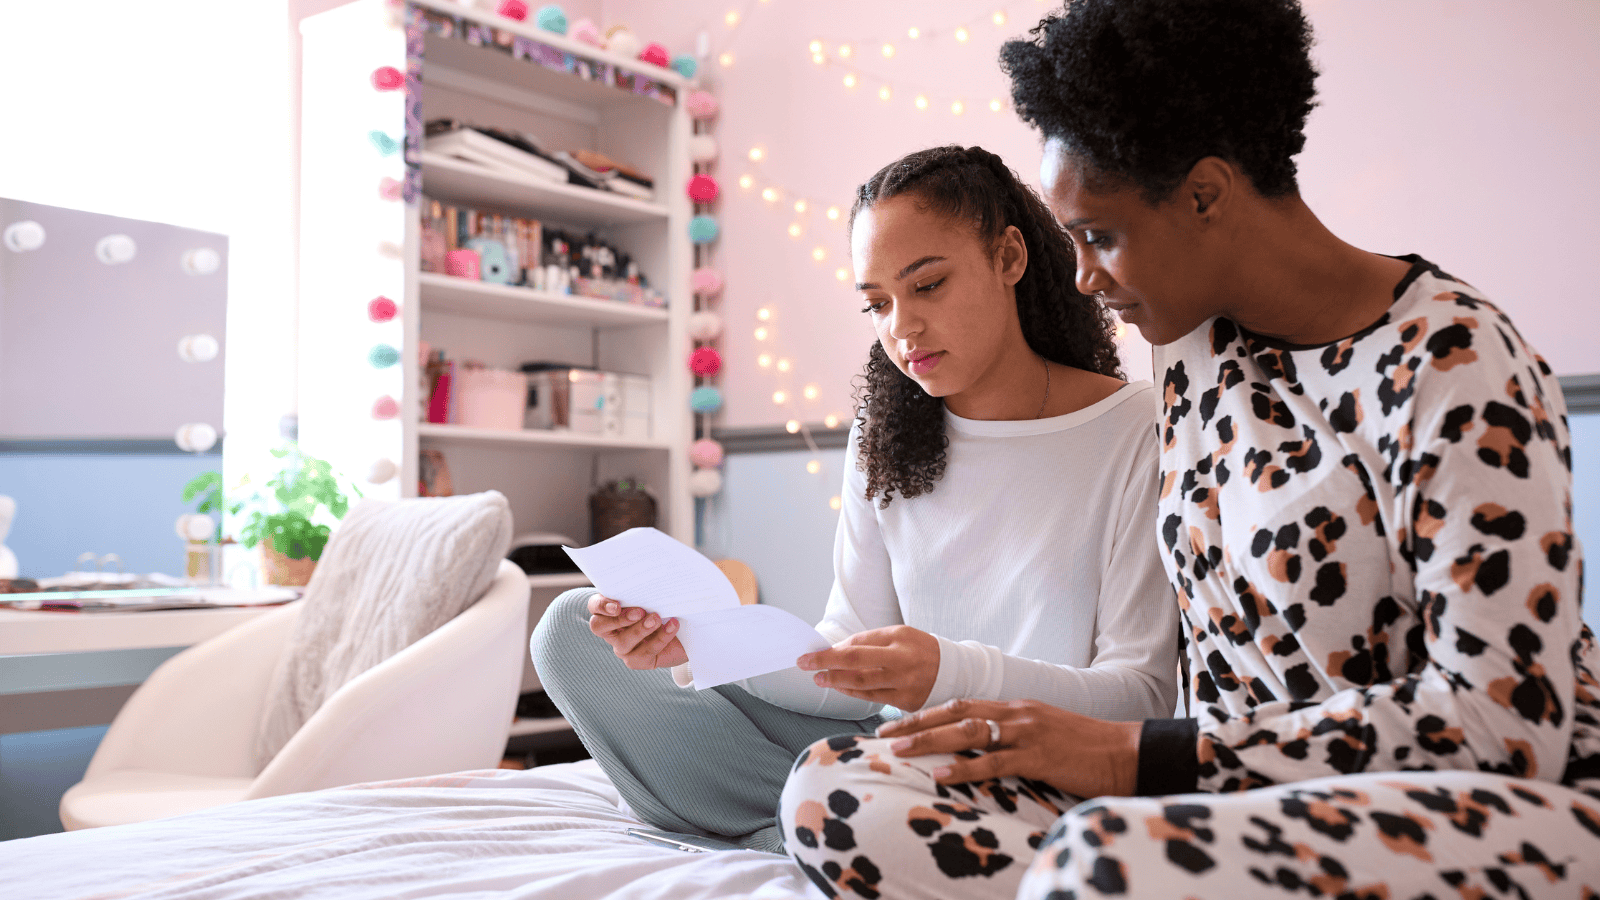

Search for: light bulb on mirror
xmin=182 ymin=247 xmax=221 ymax=274
xmin=177 ymin=333 xmax=219 ymax=363
xmin=3 ymin=220 xmax=45 ymax=252
xmin=96 ymin=234 xmax=137 ymax=265
xmin=174 ymin=422 xmax=218 ymax=453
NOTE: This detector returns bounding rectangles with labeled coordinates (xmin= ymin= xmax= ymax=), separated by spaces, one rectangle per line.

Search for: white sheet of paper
xmin=563 ymin=528 xmax=832 ymax=689
xmin=564 ymin=527 xmax=740 ymax=617
xmin=673 ymin=605 xmax=833 ymax=689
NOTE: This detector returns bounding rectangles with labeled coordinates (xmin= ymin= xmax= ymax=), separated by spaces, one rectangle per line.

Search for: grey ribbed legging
xmin=530 ymin=588 xmax=882 ymax=853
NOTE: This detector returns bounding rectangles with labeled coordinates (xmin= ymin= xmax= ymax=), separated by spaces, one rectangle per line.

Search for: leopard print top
xmin=1152 ymin=255 xmax=1600 ymax=794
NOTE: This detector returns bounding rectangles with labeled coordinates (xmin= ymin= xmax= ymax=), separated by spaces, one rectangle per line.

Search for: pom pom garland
xmin=368 ymin=343 xmax=400 ymax=368
xmin=606 ymin=29 xmax=640 ymax=59
xmin=671 ymin=54 xmax=698 ymax=79
xmin=689 ymin=346 xmax=722 ymax=377
xmin=370 ymin=66 xmax=403 ymax=91
xmin=534 ymin=4 xmax=567 ymax=34
xmin=687 ymin=82 xmax=724 ymax=499
xmin=367 ymin=296 xmax=398 ymax=322
xmin=688 ymin=135 xmax=718 ymax=164
xmin=368 ymin=130 xmax=400 ymax=155
xmin=690 ymin=385 xmax=724 ymax=414
xmin=690 ymin=267 xmax=724 ymax=298
xmin=568 ymin=17 xmax=601 ymax=46
xmin=688 ymin=467 xmax=723 ymax=497
xmin=367 ymin=457 xmax=398 ymax=484
xmin=639 ymin=42 xmax=670 ymax=67
xmin=685 ymin=90 xmax=720 ymax=120
xmin=686 ymin=174 xmax=719 ymax=203
xmin=497 ymin=0 xmax=528 ymax=21
xmin=688 ymin=216 xmax=719 ymax=244
xmin=690 ymin=439 xmax=725 ymax=469
xmin=371 ymin=395 xmax=400 ymax=419
xmin=687 ymin=311 xmax=724 ymax=341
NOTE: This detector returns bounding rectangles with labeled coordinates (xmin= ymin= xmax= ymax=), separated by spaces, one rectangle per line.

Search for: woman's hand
xmin=796 ymin=625 xmax=940 ymax=710
xmin=875 ymin=698 xmax=1141 ymax=799
xmin=586 ymin=593 xmax=687 ymax=670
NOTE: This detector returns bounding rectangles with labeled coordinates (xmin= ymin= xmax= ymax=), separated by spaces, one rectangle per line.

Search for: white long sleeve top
xmin=687 ymin=382 xmax=1180 ymax=722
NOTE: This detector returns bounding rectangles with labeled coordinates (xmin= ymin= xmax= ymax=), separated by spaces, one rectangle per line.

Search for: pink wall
xmin=290 ymin=1 xmax=1600 ymax=428
xmin=602 ymin=0 xmax=1600 ymax=428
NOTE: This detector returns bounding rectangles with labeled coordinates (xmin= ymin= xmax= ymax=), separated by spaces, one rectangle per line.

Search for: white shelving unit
xmin=298 ymin=0 xmax=695 ymax=724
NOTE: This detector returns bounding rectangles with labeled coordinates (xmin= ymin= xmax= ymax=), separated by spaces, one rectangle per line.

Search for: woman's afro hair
xmin=1001 ymin=0 xmax=1319 ymax=202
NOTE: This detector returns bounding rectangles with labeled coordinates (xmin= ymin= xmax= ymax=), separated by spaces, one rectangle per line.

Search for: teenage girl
xmin=778 ymin=1 xmax=1600 ymax=897
xmin=531 ymin=145 xmax=1180 ymax=854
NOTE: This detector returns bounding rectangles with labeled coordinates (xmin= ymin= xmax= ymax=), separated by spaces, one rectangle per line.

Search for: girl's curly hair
xmin=849 ymin=145 xmax=1124 ymax=508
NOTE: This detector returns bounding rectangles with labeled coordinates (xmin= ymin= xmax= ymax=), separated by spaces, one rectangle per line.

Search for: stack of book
xmin=424 ymin=121 xmax=655 ymax=202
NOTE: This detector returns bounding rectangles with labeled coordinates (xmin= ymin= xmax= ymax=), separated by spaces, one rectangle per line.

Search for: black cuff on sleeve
xmin=1135 ymin=717 xmax=1200 ymax=796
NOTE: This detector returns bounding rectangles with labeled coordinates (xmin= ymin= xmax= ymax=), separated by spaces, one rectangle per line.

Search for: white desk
xmin=0 ymin=603 xmax=288 ymax=656
xmin=0 ymin=598 xmax=296 ymax=734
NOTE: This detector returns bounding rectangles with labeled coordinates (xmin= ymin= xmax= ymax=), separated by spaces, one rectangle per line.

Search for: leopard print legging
xmin=781 ymin=735 xmax=1600 ymax=899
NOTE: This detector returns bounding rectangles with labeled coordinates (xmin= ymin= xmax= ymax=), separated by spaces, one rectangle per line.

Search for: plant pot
xmin=261 ymin=539 xmax=317 ymax=587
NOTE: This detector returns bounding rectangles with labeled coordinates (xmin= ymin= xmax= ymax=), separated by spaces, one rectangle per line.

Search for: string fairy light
xmin=794 ymin=2 xmax=1039 ymax=117
xmin=703 ymin=2 xmax=914 ymax=507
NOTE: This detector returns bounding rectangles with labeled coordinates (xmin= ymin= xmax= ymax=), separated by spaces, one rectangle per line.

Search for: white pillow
xmin=254 ymin=490 xmax=513 ymax=766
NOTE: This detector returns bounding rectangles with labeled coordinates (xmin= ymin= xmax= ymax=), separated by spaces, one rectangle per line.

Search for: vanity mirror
xmin=0 ymin=197 xmax=227 ymax=578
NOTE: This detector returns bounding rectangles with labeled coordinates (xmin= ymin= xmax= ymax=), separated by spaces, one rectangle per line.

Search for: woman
xmin=779 ymin=1 xmax=1600 ymax=897
xmin=531 ymin=145 xmax=1180 ymax=856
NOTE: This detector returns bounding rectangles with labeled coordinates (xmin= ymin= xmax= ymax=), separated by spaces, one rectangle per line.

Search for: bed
xmin=4 ymin=760 xmax=819 ymax=900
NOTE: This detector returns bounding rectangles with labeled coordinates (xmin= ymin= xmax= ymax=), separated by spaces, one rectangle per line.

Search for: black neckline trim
xmin=1234 ymin=254 xmax=1428 ymax=353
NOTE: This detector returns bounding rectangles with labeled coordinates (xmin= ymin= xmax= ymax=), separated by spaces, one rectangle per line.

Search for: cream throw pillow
xmin=254 ymin=490 xmax=513 ymax=767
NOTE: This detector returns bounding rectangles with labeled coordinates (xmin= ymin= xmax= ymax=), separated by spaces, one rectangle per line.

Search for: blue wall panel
xmin=699 ymin=448 xmax=847 ymax=625
xmin=0 ymin=454 xmax=216 ymax=579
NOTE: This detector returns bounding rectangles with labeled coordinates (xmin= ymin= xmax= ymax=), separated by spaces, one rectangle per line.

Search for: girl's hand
xmin=875 ymin=697 xmax=1141 ymax=799
xmin=796 ymin=625 xmax=940 ymax=710
xmin=586 ymin=593 xmax=687 ymax=670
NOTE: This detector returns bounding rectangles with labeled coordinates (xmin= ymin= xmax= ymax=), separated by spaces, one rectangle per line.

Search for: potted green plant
xmin=229 ymin=445 xmax=363 ymax=586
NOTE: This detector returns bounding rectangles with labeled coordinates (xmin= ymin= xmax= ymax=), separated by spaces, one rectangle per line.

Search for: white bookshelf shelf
xmin=422 ymin=152 xmax=668 ymax=227
xmin=508 ymin=716 xmax=573 ymax=738
xmin=417 ymin=422 xmax=670 ymax=451
xmin=411 ymin=0 xmax=688 ymax=97
xmin=419 ymin=273 xmax=667 ymax=327
xmin=526 ymin=572 xmax=590 ymax=590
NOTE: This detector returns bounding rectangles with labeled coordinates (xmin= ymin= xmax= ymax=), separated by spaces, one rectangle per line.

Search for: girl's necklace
xmin=1035 ymin=359 xmax=1051 ymax=419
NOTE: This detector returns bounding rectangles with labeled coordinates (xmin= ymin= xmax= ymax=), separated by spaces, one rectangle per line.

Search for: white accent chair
xmin=59 ymin=559 xmax=530 ymax=830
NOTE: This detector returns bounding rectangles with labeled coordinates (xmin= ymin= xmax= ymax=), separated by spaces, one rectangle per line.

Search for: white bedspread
xmin=4 ymin=760 xmax=819 ymax=900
